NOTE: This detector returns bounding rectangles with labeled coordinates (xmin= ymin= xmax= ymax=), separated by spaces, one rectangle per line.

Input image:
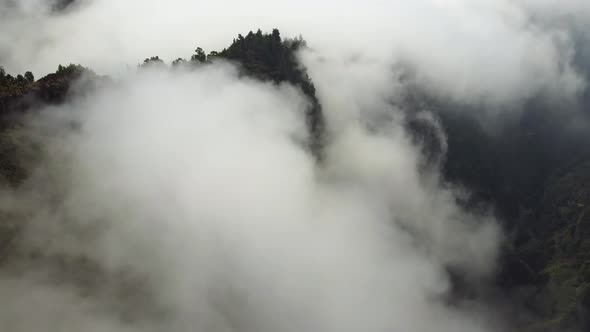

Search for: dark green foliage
xmin=139 ymin=56 xmax=166 ymax=68
xmin=56 ymin=63 xmax=88 ymax=75
xmin=219 ymin=28 xmax=290 ymax=81
xmin=515 ymin=158 xmax=590 ymax=330
xmin=24 ymin=71 xmax=34 ymax=83
xmin=190 ymin=47 xmax=207 ymax=63
xmin=0 ymin=66 xmax=35 ymax=97
xmin=218 ymin=29 xmax=324 ymax=158
xmin=401 ymin=75 xmax=590 ymax=330
xmin=0 ymin=62 xmax=99 ymax=187
xmin=402 ymin=90 xmax=590 ymax=224
xmin=172 ymin=58 xmax=187 ymax=67
xmin=33 ymin=64 xmax=96 ymax=103
xmin=15 ymin=75 xmax=25 ymax=85
xmin=207 ymin=51 xmax=219 ymax=60
xmin=1 ymin=63 xmax=96 ymax=122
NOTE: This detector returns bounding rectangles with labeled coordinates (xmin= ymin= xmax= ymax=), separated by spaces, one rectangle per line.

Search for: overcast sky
xmin=1 ymin=0 xmax=589 ymax=105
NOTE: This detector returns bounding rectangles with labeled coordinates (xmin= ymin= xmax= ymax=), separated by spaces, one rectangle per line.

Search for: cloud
xmin=0 ymin=61 xmax=500 ymax=331
xmin=1 ymin=0 xmax=588 ymax=105
xmin=4 ymin=0 xmax=589 ymax=330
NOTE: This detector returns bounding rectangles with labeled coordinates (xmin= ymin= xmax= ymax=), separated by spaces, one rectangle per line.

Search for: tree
xmin=271 ymin=29 xmax=281 ymax=43
xmin=172 ymin=58 xmax=186 ymax=66
xmin=0 ymin=67 xmax=6 ymax=85
xmin=15 ymin=74 xmax=26 ymax=85
xmin=55 ymin=64 xmax=91 ymax=76
xmin=207 ymin=51 xmax=219 ymax=61
xmin=139 ymin=56 xmax=165 ymax=68
xmin=24 ymin=71 xmax=34 ymax=83
xmin=191 ymin=47 xmax=206 ymax=63
xmin=214 ymin=29 xmax=324 ymax=158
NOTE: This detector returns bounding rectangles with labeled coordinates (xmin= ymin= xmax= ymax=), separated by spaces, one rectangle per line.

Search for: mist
xmin=1 ymin=0 xmax=589 ymax=105
xmin=0 ymin=60 xmax=504 ymax=331
xmin=2 ymin=0 xmax=590 ymax=331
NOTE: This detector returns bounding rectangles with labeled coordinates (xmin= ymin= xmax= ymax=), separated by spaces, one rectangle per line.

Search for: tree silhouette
xmin=24 ymin=71 xmax=34 ymax=83
xmin=172 ymin=58 xmax=187 ymax=67
xmin=191 ymin=47 xmax=207 ymax=63
xmin=139 ymin=56 xmax=165 ymax=68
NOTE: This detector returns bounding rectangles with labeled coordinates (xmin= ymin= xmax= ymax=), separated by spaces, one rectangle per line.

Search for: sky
xmin=1 ymin=0 xmax=588 ymax=105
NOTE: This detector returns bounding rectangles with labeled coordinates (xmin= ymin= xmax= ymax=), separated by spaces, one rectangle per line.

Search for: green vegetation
xmin=0 ymin=67 xmax=34 ymax=97
xmin=139 ymin=56 xmax=165 ymax=68
xmin=55 ymin=63 xmax=88 ymax=76
xmin=532 ymin=159 xmax=590 ymax=329
xmin=191 ymin=47 xmax=207 ymax=63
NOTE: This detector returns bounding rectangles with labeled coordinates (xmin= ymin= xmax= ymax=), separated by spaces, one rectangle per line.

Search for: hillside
xmin=1 ymin=29 xmax=589 ymax=331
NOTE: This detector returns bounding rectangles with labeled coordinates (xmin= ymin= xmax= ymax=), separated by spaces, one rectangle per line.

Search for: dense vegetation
xmin=404 ymin=84 xmax=590 ymax=330
xmin=0 ymin=67 xmax=34 ymax=97
xmin=1 ymin=29 xmax=589 ymax=331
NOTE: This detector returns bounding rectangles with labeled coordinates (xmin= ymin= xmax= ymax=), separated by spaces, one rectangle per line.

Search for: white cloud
xmin=0 ymin=62 xmax=500 ymax=331
xmin=1 ymin=0 xmax=587 ymax=104
xmin=4 ymin=0 xmax=588 ymax=330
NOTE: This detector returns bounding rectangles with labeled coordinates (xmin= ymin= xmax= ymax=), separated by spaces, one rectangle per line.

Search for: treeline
xmin=0 ymin=68 xmax=34 ymax=96
xmin=140 ymin=29 xmax=324 ymax=157
xmin=0 ymin=64 xmax=91 ymax=97
xmin=1 ymin=29 xmax=325 ymax=158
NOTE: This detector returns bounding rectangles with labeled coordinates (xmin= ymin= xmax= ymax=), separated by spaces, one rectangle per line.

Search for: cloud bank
xmin=0 ymin=59 xmax=501 ymax=331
